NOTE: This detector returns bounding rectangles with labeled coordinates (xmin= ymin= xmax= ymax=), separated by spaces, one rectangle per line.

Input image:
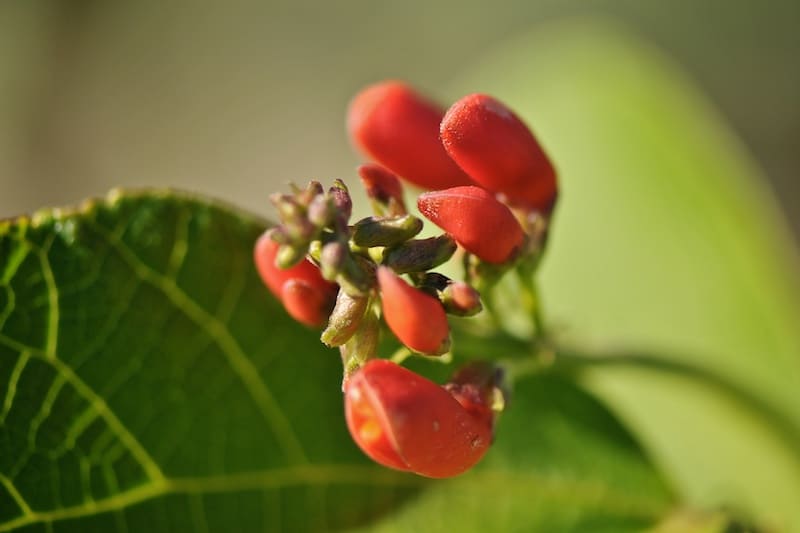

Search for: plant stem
xmin=515 ymin=267 xmax=546 ymax=340
xmin=389 ymin=346 xmax=413 ymax=365
xmin=548 ymin=347 xmax=800 ymax=451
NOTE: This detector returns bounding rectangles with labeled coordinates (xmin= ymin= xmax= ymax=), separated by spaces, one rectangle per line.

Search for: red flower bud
xmin=344 ymin=359 xmax=492 ymax=478
xmin=254 ymin=232 xmax=337 ymax=326
xmin=281 ymin=278 xmax=334 ymax=328
xmin=376 ymin=266 xmax=449 ymax=355
xmin=440 ymin=93 xmax=557 ymax=212
xmin=347 ymin=80 xmax=473 ymax=190
xmin=417 ymin=186 xmax=524 ymax=264
xmin=357 ymin=163 xmax=407 ymax=215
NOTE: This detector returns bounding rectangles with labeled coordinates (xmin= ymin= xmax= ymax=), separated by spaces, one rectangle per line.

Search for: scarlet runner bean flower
xmin=255 ymin=83 xmax=560 ymax=479
xmin=253 ymin=233 xmax=337 ymax=327
xmin=347 ymin=80 xmax=474 ymax=190
xmin=417 ymin=185 xmax=525 ymax=264
xmin=440 ymin=93 xmax=558 ymax=213
xmin=344 ymin=359 xmax=493 ymax=478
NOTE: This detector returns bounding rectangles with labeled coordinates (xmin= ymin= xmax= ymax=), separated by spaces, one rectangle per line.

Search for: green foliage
xmin=451 ymin=19 xmax=800 ymax=529
xmin=0 ymin=191 xmax=671 ymax=531
xmin=0 ymin=192 xmax=419 ymax=531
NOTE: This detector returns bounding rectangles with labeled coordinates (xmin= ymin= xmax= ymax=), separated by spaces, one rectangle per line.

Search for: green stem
xmin=516 ymin=269 xmax=546 ymax=339
xmin=549 ymin=347 xmax=800 ymax=451
xmin=389 ymin=346 xmax=413 ymax=365
xmin=452 ymin=324 xmax=800 ymax=452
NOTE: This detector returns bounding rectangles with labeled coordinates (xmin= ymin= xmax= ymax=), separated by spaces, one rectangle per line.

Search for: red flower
xmin=417 ymin=186 xmax=524 ymax=264
xmin=344 ymin=359 xmax=492 ymax=478
xmin=376 ymin=267 xmax=450 ymax=355
xmin=347 ymin=81 xmax=473 ymax=190
xmin=254 ymin=233 xmax=337 ymax=327
xmin=440 ymin=93 xmax=557 ymax=212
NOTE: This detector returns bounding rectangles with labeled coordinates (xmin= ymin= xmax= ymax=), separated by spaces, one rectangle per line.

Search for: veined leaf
xmin=0 ymin=191 xmax=420 ymax=532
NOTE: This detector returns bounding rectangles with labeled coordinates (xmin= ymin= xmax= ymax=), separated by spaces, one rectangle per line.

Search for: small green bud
xmin=320 ymin=241 xmax=348 ymax=280
xmin=320 ymin=292 xmax=370 ymax=347
xmin=307 ymin=194 xmax=334 ymax=228
xmin=351 ymin=215 xmax=423 ymax=248
xmin=275 ymin=244 xmax=306 ymax=269
xmin=340 ymin=308 xmax=380 ymax=381
xmin=383 ymin=235 xmax=457 ymax=274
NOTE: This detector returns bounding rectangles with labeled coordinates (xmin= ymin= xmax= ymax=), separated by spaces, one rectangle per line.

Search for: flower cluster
xmin=254 ymin=80 xmax=557 ymax=478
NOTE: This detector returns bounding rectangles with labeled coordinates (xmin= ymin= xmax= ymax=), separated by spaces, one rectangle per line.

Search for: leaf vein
xmin=0 ymin=472 xmax=32 ymax=517
xmin=87 ymin=220 xmax=309 ymax=465
xmin=0 ymin=350 xmax=29 ymax=423
xmin=40 ymin=354 xmax=165 ymax=483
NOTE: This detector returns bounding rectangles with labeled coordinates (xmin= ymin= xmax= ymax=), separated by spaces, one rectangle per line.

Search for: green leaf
xmin=0 ymin=190 xmax=673 ymax=531
xmin=450 ymin=19 xmax=800 ymax=529
xmin=0 ymin=191 xmax=421 ymax=532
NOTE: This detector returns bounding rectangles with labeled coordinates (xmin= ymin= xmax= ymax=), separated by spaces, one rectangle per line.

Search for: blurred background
xmin=0 ymin=0 xmax=797 ymax=243
xmin=2 ymin=1 xmax=799 ymax=529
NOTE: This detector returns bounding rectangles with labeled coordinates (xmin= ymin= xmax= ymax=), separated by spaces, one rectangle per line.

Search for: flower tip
xmin=417 ymin=186 xmax=524 ymax=264
xmin=347 ymin=80 xmax=474 ymax=190
xmin=357 ymin=163 xmax=405 ymax=209
xmin=376 ymin=267 xmax=450 ymax=355
xmin=440 ymin=93 xmax=557 ymax=212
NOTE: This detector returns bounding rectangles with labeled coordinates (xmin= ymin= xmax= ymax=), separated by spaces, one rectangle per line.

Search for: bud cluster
xmin=254 ymin=80 xmax=558 ymax=478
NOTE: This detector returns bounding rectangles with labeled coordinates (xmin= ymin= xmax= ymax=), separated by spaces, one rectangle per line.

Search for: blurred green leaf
xmin=450 ymin=19 xmax=800 ymax=529
xmin=0 ymin=191 xmax=674 ymax=531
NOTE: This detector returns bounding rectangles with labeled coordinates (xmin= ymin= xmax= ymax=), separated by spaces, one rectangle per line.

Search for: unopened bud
xmin=418 ymin=186 xmax=524 ymax=264
xmin=340 ymin=308 xmax=380 ymax=380
xmin=284 ymin=216 xmax=317 ymax=243
xmin=337 ymin=254 xmax=375 ymax=297
xmin=321 ymin=292 xmax=370 ymax=347
xmin=383 ymin=235 xmax=456 ymax=274
xmin=413 ymin=272 xmax=452 ymax=292
xmin=254 ymin=233 xmax=338 ymax=327
xmin=281 ymin=279 xmax=336 ymax=328
xmin=320 ymin=241 xmax=348 ymax=280
xmin=358 ymin=164 xmax=407 ymax=216
xmin=329 ymin=180 xmax=353 ymax=223
xmin=377 ymin=266 xmax=450 ymax=355
xmin=441 ymin=281 xmax=482 ymax=316
xmin=269 ymin=193 xmax=303 ymax=219
xmin=307 ymin=194 xmax=334 ymax=227
xmin=276 ymin=244 xmax=306 ymax=269
xmin=441 ymin=93 xmax=557 ymax=213
xmin=351 ymin=215 xmax=423 ymax=248
xmin=291 ymin=180 xmax=324 ymax=207
xmin=347 ymin=80 xmax=474 ymax=190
